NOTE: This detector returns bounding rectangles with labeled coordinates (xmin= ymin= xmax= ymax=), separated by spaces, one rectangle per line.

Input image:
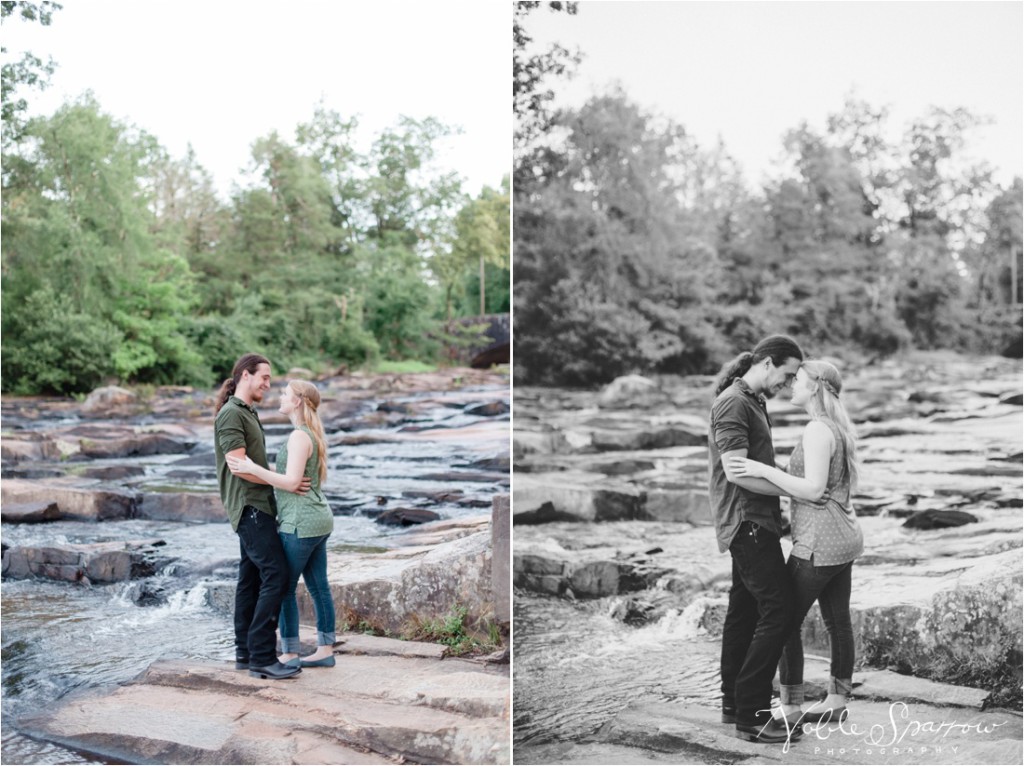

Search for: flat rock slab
xmin=0 ymin=500 xmax=61 ymax=523
xmin=854 ymin=670 xmax=991 ymax=709
xmin=2 ymin=538 xmax=168 ymax=584
xmin=20 ymin=654 xmax=509 ymax=765
xmin=136 ymin=491 xmax=226 ymax=522
xmin=0 ymin=477 xmax=139 ymax=521
xmin=565 ymin=699 xmax=1023 ymax=765
xmin=339 ymin=633 xmax=447 ymax=659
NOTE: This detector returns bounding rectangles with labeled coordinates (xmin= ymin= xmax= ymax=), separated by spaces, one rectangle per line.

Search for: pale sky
xmin=525 ymin=0 xmax=1023 ymax=189
xmin=4 ymin=0 xmax=511 ymax=199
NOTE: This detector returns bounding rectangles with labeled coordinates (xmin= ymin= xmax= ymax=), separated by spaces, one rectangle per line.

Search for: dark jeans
xmin=278 ymin=531 xmax=336 ymax=652
xmin=234 ymin=506 xmax=289 ymax=667
xmin=721 ymin=520 xmax=795 ymax=726
xmin=778 ymin=555 xmax=855 ymax=704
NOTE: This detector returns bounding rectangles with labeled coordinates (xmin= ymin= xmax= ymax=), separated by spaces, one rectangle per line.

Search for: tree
xmin=513 ymin=0 xmax=580 ymax=197
xmin=1 ymin=95 xmax=203 ymax=391
xmin=444 ymin=179 xmax=510 ymax=318
xmin=514 ymin=92 xmax=726 ymax=385
xmin=1 ymin=0 xmax=61 ymax=147
xmin=514 ymin=1 xmax=579 ymax=150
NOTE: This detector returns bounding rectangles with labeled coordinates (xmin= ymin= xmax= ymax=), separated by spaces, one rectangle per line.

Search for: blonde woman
xmin=227 ymin=379 xmax=337 ymax=668
xmin=729 ymin=360 xmax=863 ymax=724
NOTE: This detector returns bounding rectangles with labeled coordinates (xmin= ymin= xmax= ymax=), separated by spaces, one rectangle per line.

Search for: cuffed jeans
xmin=278 ymin=531 xmax=336 ymax=652
xmin=721 ymin=520 xmax=795 ymax=727
xmin=234 ymin=506 xmax=289 ymax=667
xmin=778 ymin=555 xmax=855 ymax=705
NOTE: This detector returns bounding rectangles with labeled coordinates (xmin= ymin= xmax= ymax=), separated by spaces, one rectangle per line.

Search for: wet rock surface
xmin=514 ymin=351 xmax=1023 ymax=761
xmin=2 ymin=538 xmax=170 ymax=584
xmin=19 ymin=633 xmax=510 ymax=765
xmin=2 ymin=367 xmax=510 ymax=764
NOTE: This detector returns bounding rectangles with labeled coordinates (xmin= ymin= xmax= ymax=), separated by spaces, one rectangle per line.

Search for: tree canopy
xmin=514 ymin=88 xmax=1022 ymax=386
xmin=2 ymin=93 xmax=509 ymax=394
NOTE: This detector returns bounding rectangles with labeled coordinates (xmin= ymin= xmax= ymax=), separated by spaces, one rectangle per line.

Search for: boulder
xmin=0 ymin=478 xmax=139 ymax=521
xmin=0 ymin=436 xmax=59 ymax=462
xmin=375 ymin=508 xmax=442 ymax=526
xmin=2 ymin=539 xmax=167 ymax=584
xmin=590 ymin=425 xmax=706 ymax=452
xmin=902 ymin=509 xmax=979 ymax=530
xmin=0 ymin=501 xmax=61 ymax=523
xmin=641 ymin=488 xmax=712 ymax=525
xmin=79 ymin=433 xmax=195 ymax=459
xmin=513 ymin=472 xmax=644 ymax=523
xmin=597 ymin=375 xmax=659 ymax=408
xmin=79 ymin=386 xmax=139 ymax=417
xmin=78 ymin=465 xmax=146 ymax=481
xmin=311 ymin=519 xmax=495 ymax=638
xmin=136 ymin=492 xmax=226 ymax=522
xmin=465 ymin=401 xmax=510 ymax=417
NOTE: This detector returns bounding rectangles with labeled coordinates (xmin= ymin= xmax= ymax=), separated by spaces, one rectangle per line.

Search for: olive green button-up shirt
xmin=215 ymin=396 xmax=276 ymax=531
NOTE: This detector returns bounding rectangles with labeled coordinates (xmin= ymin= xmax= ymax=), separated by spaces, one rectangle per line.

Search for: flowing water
xmin=1 ymin=382 xmax=509 ymax=764
xmin=513 ymin=593 xmax=722 ymax=750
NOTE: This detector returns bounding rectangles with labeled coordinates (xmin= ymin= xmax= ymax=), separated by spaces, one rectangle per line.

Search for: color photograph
xmin=1 ymin=2 xmax=510 ymax=764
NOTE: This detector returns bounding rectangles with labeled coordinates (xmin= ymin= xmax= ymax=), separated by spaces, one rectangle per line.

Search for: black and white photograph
xmin=512 ymin=2 xmax=1022 ymax=764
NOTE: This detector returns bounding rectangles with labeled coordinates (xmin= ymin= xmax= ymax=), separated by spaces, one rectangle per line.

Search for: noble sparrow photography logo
xmin=804 ymin=701 xmax=1010 ymax=760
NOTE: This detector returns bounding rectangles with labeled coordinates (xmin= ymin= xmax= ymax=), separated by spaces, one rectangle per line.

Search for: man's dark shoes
xmin=735 ymin=717 xmax=803 ymax=744
xmin=721 ymin=705 xmax=737 ymax=724
xmin=235 ymin=657 xmax=250 ymax=670
xmin=248 ymin=661 xmax=301 ymax=680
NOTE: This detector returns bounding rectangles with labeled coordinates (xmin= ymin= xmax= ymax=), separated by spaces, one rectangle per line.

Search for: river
xmin=511 ymin=351 xmax=1023 ymax=763
xmin=1 ymin=374 xmax=510 ymax=764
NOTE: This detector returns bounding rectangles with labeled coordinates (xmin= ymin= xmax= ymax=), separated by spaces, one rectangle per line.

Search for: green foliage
xmin=2 ymin=286 xmax=120 ymax=394
xmin=401 ymin=604 xmax=498 ymax=656
xmin=2 ymin=96 xmax=205 ymax=392
xmin=435 ymin=179 xmax=511 ymax=320
xmin=514 ymin=92 xmax=724 ymax=385
xmin=1 ymin=1 xmax=61 ymax=144
xmin=1 ymin=90 xmax=502 ymax=393
xmin=513 ymin=1 xmax=580 ymax=153
xmin=514 ymin=84 xmax=1021 ymax=386
xmin=372 ymin=359 xmax=437 ymax=374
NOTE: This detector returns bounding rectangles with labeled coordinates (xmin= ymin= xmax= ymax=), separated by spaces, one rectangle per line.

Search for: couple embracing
xmin=213 ymin=353 xmax=339 ymax=680
xmin=708 ymin=335 xmax=864 ymax=745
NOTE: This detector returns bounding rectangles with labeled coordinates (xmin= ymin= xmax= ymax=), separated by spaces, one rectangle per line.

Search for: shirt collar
xmin=734 ymin=378 xmax=767 ymax=407
xmin=229 ymin=395 xmax=258 ymax=415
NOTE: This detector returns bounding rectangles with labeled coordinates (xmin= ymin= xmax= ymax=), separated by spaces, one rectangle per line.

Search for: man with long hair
xmin=214 ymin=353 xmax=308 ymax=680
xmin=708 ymin=335 xmax=804 ymax=743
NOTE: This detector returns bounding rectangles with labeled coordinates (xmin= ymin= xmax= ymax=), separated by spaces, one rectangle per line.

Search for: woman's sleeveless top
xmin=788 ymin=418 xmax=863 ymax=565
xmin=275 ymin=426 xmax=333 ymax=538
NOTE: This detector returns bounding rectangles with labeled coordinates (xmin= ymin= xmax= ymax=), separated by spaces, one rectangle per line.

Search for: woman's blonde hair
xmin=801 ymin=360 xmax=859 ymax=491
xmin=288 ymin=379 xmax=328 ymax=484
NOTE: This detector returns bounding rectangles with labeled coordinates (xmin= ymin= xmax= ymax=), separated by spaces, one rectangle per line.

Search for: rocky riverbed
xmin=1 ymin=367 xmax=510 ymax=764
xmin=512 ymin=350 xmax=1022 ymax=764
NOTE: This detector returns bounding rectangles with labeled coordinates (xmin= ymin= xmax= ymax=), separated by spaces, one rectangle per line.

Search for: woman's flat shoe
xmin=300 ymin=654 xmax=336 ymax=668
xmin=282 ymin=657 xmax=303 ymax=668
xmin=800 ymin=706 xmax=848 ymax=724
